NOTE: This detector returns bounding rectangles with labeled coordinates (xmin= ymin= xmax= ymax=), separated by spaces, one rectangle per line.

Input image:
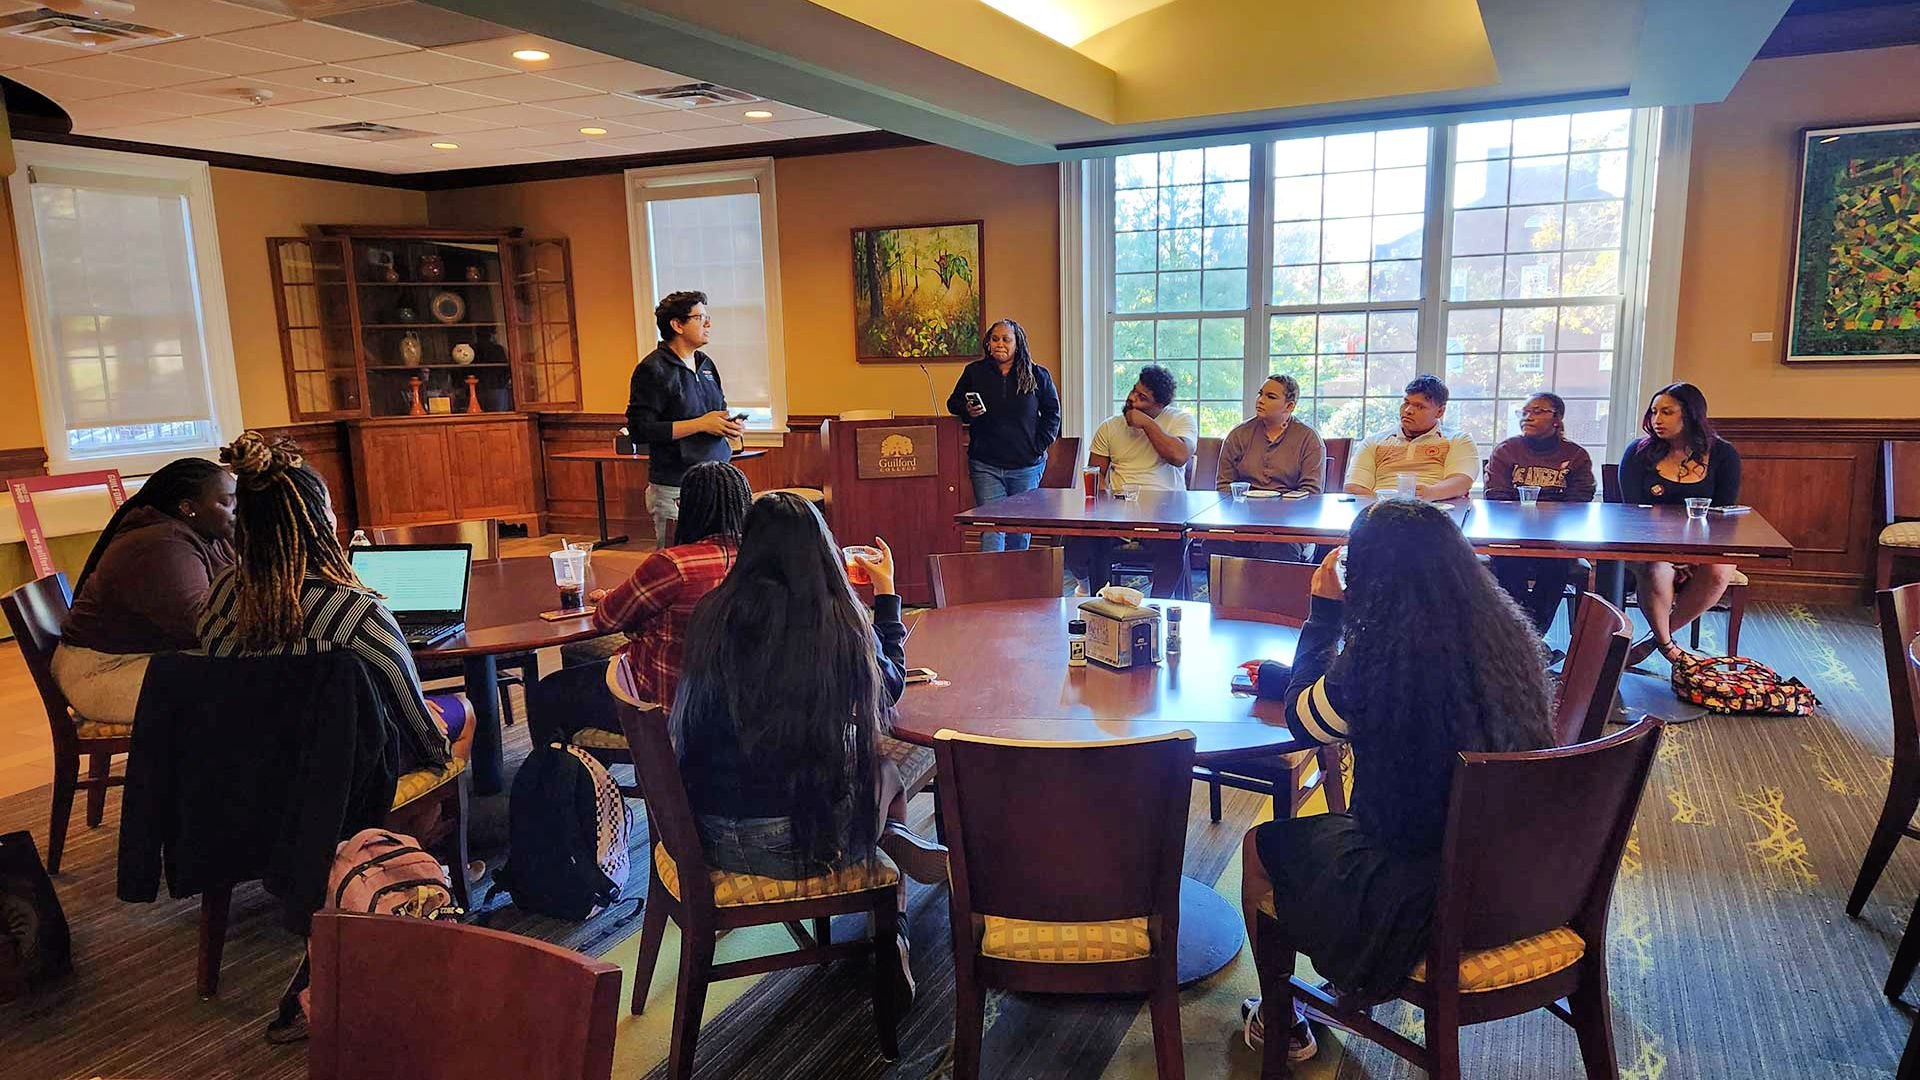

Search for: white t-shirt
xmin=1089 ymin=407 xmax=1199 ymax=492
xmin=1345 ymin=424 xmax=1479 ymax=495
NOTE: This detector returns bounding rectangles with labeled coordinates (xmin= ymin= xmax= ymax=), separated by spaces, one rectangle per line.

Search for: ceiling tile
xmin=536 ymin=93 xmax=673 ymax=120
xmin=544 ymin=59 xmax=692 ymax=94
xmin=83 ymin=89 xmax=221 ymax=119
xmin=121 ymin=35 xmax=305 ymax=75
xmin=400 ymin=125 xmax=543 ymax=151
xmin=263 ymin=96 xmax=429 ymax=123
xmin=439 ymin=72 xmax=590 ymax=103
xmin=248 ymin=62 xmax=423 ymax=95
xmin=0 ymin=34 xmax=102 ymax=68
xmin=60 ymin=98 xmax=180 ymax=132
xmin=132 ymin=0 xmax=297 ymax=38
xmin=38 ymin=51 xmax=222 ymax=89
xmin=594 ymin=132 xmax=698 ymax=154
xmin=175 ymin=75 xmax=333 ymax=107
xmin=93 ymin=115 xmax=261 ymax=143
xmin=213 ymin=20 xmax=414 ymax=63
xmin=693 ymin=100 xmax=822 ymax=124
xmin=755 ymin=116 xmax=874 ymax=138
xmin=359 ymin=84 xmax=508 ymax=112
xmin=334 ymin=48 xmax=511 ymax=84
xmin=625 ymin=109 xmax=738 ymax=133
xmin=435 ymin=34 xmax=613 ymax=71
xmin=5 ymin=67 xmax=147 ymax=102
xmin=438 ymin=101 xmax=575 ymax=127
xmin=402 ymin=110 xmax=510 ymax=134
xmin=677 ymin=126 xmax=792 ymax=148
xmin=517 ymin=117 xmax=657 ymax=142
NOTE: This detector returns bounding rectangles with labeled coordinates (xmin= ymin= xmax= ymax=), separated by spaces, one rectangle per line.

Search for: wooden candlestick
xmin=408 ymin=376 xmax=425 ymax=416
xmin=465 ymin=374 xmax=482 ymax=414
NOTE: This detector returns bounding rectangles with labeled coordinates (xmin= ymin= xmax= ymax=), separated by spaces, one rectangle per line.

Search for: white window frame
xmin=623 ymin=157 xmax=788 ymax=443
xmin=8 ymin=141 xmax=243 ymax=476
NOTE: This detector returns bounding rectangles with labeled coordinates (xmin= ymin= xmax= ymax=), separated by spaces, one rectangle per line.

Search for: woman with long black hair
xmin=1238 ymin=499 xmax=1555 ymax=1062
xmin=53 ymin=457 xmax=235 ymax=723
xmin=1618 ymin=382 xmax=1743 ymax=666
xmin=947 ymin=318 xmax=1060 ymax=551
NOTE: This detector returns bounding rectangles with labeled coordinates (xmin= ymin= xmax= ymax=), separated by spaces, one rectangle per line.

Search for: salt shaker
xmin=1068 ymin=619 xmax=1087 ymax=667
xmin=1166 ymin=605 xmax=1182 ymax=655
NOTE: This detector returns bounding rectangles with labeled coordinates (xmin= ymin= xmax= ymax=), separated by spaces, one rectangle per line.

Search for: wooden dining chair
xmin=610 ymin=656 xmax=906 ymax=1079
xmin=308 ymin=911 xmax=621 ymax=1080
xmin=1039 ymin=436 xmax=1083 ymax=488
xmin=929 ymin=548 xmax=1065 ymax=607
xmin=1600 ymin=463 xmax=1747 ymax=654
xmin=1253 ymin=717 xmax=1663 ymax=1080
xmin=1196 ymin=556 xmax=1346 ymax=823
xmin=1848 ymin=583 xmax=1920 ymax=920
xmin=1553 ymin=593 xmax=1633 ymax=746
xmin=1188 ymin=437 xmax=1223 ymax=492
xmin=1878 ymin=440 xmax=1920 ymax=591
xmin=370 ymin=518 xmax=503 ymax=562
xmin=1323 ymin=438 xmax=1351 ymax=490
xmin=936 ymin=728 xmax=1195 ymax=1080
xmin=2 ymin=573 xmax=131 ymax=875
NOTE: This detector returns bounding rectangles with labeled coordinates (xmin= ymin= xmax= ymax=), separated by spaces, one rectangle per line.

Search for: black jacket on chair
xmin=118 ymin=652 xmax=399 ymax=931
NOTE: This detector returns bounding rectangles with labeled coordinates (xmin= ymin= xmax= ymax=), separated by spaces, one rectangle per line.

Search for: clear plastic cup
xmin=1517 ymin=484 xmax=1541 ymax=506
xmin=842 ymin=545 xmax=880 ymax=586
xmin=1082 ymin=467 xmax=1102 ymax=499
xmin=1395 ymin=473 xmax=1417 ymax=499
xmin=1229 ymin=481 xmax=1251 ymax=500
xmin=549 ymin=545 xmax=589 ymax=608
xmin=1685 ymin=497 xmax=1711 ymax=520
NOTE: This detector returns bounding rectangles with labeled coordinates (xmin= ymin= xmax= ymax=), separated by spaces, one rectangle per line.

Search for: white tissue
xmin=1098 ymin=585 xmax=1146 ymax=609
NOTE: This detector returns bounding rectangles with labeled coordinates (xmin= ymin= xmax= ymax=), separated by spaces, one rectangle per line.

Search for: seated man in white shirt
xmin=1344 ymin=374 xmax=1478 ymax=501
xmin=1068 ymin=364 xmax=1199 ymax=597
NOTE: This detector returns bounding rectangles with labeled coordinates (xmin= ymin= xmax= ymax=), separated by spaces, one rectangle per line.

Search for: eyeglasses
xmin=1518 ymin=406 xmax=1557 ymax=417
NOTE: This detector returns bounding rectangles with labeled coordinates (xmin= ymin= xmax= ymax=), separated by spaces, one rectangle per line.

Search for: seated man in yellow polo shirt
xmin=1343 ymin=375 xmax=1478 ymax=501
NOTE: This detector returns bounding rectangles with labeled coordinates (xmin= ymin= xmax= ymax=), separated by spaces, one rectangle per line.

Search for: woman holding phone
xmin=946 ymin=318 xmax=1061 ymax=552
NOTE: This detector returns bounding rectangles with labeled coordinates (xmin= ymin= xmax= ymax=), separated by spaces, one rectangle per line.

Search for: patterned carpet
xmin=3 ymin=602 xmax=1917 ymax=1079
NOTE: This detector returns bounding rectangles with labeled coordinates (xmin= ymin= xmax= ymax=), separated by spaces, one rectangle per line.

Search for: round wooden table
xmin=415 ymin=553 xmax=612 ymax=794
xmin=891 ymin=597 xmax=1308 ymax=983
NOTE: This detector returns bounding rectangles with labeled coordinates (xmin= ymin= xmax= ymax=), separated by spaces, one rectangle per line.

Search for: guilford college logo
xmin=876 ymin=433 xmax=919 ymax=473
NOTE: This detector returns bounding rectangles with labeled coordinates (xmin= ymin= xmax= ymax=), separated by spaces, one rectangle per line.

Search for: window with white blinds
xmin=8 ymin=144 xmax=240 ymax=473
xmin=625 ymin=160 xmax=787 ymax=431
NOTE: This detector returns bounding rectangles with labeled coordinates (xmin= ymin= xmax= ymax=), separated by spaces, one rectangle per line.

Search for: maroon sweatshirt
xmin=1484 ymin=435 xmax=1597 ymax=502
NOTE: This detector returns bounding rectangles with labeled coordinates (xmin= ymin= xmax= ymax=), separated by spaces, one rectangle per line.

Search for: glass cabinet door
xmin=505 ymin=237 xmax=582 ymax=410
xmin=269 ymin=237 xmax=362 ymax=419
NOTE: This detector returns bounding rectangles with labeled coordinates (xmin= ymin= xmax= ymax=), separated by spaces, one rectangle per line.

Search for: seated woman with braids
xmin=54 ymin=458 xmax=236 ymax=724
xmin=197 ymin=432 xmax=457 ymax=772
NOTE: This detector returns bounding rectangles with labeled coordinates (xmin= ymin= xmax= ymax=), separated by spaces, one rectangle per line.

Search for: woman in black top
xmin=1617 ymin=382 xmax=1743 ymax=667
xmin=1238 ymin=500 xmax=1553 ymax=1061
xmin=946 ymin=318 xmax=1060 ymax=552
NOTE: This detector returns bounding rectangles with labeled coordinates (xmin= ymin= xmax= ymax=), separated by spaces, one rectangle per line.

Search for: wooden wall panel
xmin=255 ymin=421 xmax=353 ymax=534
xmin=0 ymin=446 xmax=47 ymax=480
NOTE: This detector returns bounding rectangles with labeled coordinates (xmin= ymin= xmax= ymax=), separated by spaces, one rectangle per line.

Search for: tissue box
xmin=1077 ymin=598 xmax=1161 ymax=669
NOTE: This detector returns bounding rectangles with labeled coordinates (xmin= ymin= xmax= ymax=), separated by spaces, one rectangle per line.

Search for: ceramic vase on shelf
xmin=466 ymin=374 xmax=483 ymax=414
xmin=418 ymin=254 xmax=444 ymax=282
xmin=464 ymin=265 xmax=484 ymax=281
xmin=452 ymin=343 xmax=475 ymax=365
xmin=399 ymin=331 xmax=423 ymax=366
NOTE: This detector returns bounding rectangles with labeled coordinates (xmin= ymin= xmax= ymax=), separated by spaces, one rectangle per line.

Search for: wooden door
xmin=449 ymin=419 xmax=537 ymax=519
xmin=351 ymin=423 xmax=456 ymax=525
xmin=503 ymin=237 xmax=582 ymax=411
xmin=270 ymin=237 xmax=364 ymax=420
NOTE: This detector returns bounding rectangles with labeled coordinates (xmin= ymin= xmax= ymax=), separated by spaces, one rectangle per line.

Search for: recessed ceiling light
xmin=314 ymin=74 xmax=355 ymax=85
xmin=431 ymin=142 xmax=459 ymax=150
xmin=579 ymin=126 xmax=607 ymax=135
xmin=512 ymin=49 xmax=550 ymax=62
xmin=743 ymin=110 xmax=773 ymax=120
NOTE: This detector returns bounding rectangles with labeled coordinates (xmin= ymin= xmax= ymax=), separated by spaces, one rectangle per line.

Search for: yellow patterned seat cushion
xmin=1883 ymin=521 xmax=1920 ymax=548
xmin=879 ymin=734 xmax=936 ymax=794
xmin=391 ymin=757 xmax=467 ymax=810
xmin=1729 ymin=568 xmax=1750 ymax=587
xmin=980 ymin=916 xmax=1153 ymax=963
xmin=568 ymin=726 xmax=629 ymax=750
xmin=652 ymin=843 xmax=897 ymax=907
xmin=73 ymin=717 xmax=134 ymax=740
xmin=1408 ymin=927 xmax=1587 ymax=992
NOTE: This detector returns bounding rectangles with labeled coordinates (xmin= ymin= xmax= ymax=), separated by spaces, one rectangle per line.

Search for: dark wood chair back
xmin=609 ymin=657 xmax=711 ymax=907
xmin=370 ymin=519 xmax=501 ymax=562
xmin=1207 ymin=555 xmax=1313 ymax=626
xmin=1601 ymin=462 xmax=1622 ymax=504
xmin=929 ymin=548 xmax=1065 ymax=607
xmin=1040 ymin=436 xmax=1082 ymax=488
xmin=1323 ymin=437 xmax=1351 ymax=490
xmin=1187 ymin=437 xmax=1222 ymax=491
xmin=308 ymin=911 xmax=620 ymax=1080
xmin=935 ymin=729 xmax=1193 ymax=926
xmin=1888 ymin=441 xmax=1920 ymax=524
xmin=1434 ymin=718 xmax=1661 ymax=959
xmin=3 ymin=574 xmax=79 ymax=748
xmin=1553 ymin=593 xmax=1631 ymax=746
xmin=1879 ymin=584 xmax=1920 ymax=779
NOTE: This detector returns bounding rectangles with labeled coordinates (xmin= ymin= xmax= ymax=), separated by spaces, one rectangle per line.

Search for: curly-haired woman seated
xmin=1239 ymin=499 xmax=1554 ymax=1061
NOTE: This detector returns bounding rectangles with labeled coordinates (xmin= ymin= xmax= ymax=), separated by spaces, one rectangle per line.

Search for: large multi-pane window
xmin=1099 ymin=109 xmax=1648 ymax=472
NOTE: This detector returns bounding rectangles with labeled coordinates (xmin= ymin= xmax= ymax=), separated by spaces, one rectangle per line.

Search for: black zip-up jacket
xmin=946 ymin=359 xmax=1061 ymax=469
xmin=625 ymin=345 xmax=732 ymax=487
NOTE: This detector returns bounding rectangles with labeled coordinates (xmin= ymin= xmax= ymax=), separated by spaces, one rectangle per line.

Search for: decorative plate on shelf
xmin=429 ymin=290 xmax=466 ymax=324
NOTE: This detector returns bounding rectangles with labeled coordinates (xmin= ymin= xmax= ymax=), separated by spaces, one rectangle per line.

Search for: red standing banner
xmin=9 ymin=470 xmax=126 ymax=579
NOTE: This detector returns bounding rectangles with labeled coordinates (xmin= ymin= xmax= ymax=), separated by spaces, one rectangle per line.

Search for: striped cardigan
xmin=198 ymin=571 xmax=452 ymax=772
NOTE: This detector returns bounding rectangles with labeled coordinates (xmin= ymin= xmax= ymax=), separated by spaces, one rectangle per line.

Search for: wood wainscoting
xmin=1715 ymin=418 xmax=1918 ymax=604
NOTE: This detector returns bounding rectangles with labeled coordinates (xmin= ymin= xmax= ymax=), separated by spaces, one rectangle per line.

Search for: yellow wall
xmin=428 ymin=144 xmax=1062 ymax=419
xmin=0 ymin=185 xmax=40 ymax=449
xmin=1674 ymin=44 xmax=1920 ymax=417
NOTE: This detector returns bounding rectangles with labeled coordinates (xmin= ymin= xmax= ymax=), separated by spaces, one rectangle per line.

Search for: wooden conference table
xmin=550 ymin=447 xmax=767 ymax=549
xmin=891 ymin=596 xmax=1307 ymax=983
xmin=415 ymin=553 xmax=608 ymax=794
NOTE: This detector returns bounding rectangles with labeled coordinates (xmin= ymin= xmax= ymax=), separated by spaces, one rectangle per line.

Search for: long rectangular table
xmin=955 ymin=486 xmax=1225 ymax=540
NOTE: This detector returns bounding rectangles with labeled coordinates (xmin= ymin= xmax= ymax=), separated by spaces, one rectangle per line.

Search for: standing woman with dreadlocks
xmin=197 ymin=432 xmax=453 ymax=773
xmin=53 ymin=458 xmax=236 ymax=724
xmin=946 ymin=318 xmax=1060 ymax=552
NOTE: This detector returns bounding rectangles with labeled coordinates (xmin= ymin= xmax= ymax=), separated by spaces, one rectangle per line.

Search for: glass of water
xmin=1517 ymin=485 xmax=1541 ymax=506
xmin=1685 ymin=497 xmax=1711 ymax=520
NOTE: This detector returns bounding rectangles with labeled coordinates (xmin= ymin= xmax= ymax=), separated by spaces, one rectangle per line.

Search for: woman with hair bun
xmin=197 ymin=431 xmax=456 ymax=771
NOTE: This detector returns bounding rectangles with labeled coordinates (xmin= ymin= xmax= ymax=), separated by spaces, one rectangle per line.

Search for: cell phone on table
xmin=964 ymin=392 xmax=985 ymax=413
xmin=904 ymin=667 xmax=938 ymax=685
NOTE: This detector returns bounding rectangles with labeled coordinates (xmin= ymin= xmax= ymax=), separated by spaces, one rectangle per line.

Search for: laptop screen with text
xmin=349 ymin=546 xmax=471 ymax=616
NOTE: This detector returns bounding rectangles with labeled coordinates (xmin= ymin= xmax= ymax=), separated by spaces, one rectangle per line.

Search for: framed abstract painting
xmin=1787 ymin=121 xmax=1920 ymax=363
xmin=851 ymin=220 xmax=984 ymax=362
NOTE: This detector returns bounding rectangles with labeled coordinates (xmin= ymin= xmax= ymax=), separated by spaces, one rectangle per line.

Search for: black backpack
xmin=0 ymin=830 xmax=71 ymax=1001
xmin=489 ymin=742 xmax=632 ymax=920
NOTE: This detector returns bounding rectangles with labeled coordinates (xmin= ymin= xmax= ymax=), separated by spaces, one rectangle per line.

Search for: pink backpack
xmin=291 ymin=829 xmax=459 ymax=1023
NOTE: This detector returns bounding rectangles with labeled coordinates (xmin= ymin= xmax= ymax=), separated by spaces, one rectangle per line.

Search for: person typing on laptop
xmin=347 ymin=544 xmax=473 ymax=647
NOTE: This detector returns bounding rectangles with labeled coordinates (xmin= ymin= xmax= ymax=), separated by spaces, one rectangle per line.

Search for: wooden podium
xmin=820 ymin=415 xmax=966 ymax=606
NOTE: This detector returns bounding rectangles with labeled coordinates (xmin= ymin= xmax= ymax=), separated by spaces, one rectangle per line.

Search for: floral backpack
xmin=1670 ymin=653 xmax=1817 ymax=716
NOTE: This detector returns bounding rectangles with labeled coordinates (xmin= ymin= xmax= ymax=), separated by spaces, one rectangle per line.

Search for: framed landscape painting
xmin=1787 ymin=121 xmax=1920 ymax=363
xmin=852 ymin=220 xmax=984 ymax=361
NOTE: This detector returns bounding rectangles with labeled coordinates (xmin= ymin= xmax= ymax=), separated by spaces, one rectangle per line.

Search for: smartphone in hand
xmin=964 ymin=392 xmax=985 ymax=414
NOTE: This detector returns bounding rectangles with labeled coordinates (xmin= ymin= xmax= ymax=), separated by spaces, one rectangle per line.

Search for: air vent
xmin=305 ymin=121 xmax=431 ymax=142
xmin=617 ymin=82 xmax=761 ymax=109
xmin=0 ymin=9 xmax=180 ymax=48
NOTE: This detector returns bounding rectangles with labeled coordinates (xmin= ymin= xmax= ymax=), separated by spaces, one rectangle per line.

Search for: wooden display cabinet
xmin=267 ymin=225 xmax=581 ymax=529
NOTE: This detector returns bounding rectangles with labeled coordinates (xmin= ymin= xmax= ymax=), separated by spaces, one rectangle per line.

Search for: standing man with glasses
xmin=1484 ymin=391 xmax=1596 ymax=643
xmin=627 ymin=290 xmax=742 ymax=547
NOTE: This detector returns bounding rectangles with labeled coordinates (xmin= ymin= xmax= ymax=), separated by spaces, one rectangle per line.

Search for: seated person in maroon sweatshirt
xmin=1483 ymin=393 xmax=1596 ymax=642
